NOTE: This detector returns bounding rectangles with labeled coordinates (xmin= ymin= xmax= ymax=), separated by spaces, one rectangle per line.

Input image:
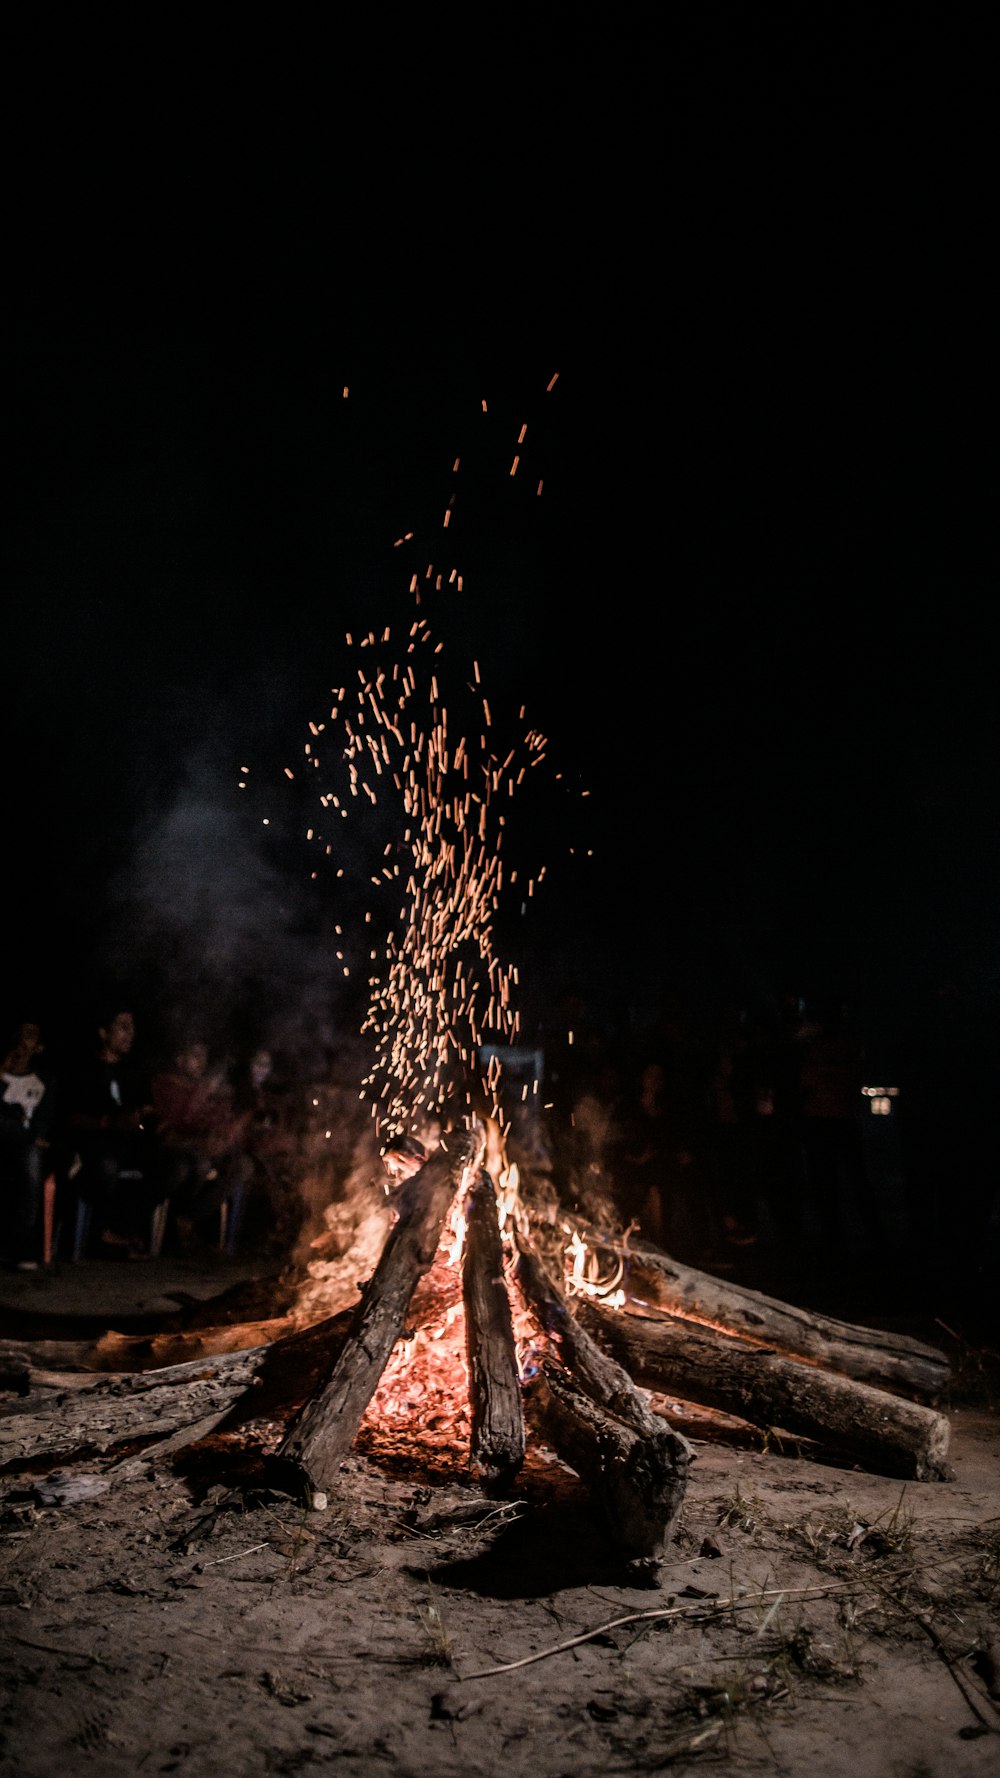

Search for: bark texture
xmin=621 ymin=1239 xmax=949 ymax=1400
xmin=462 ymin=1170 xmax=525 ymax=1484
xmin=524 ymin=1356 xmax=690 ymax=1571
xmin=581 ymin=1300 xmax=951 ymax=1481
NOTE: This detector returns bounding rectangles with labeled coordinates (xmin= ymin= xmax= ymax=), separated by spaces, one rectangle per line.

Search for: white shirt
xmin=1 ymin=1070 xmax=47 ymax=1129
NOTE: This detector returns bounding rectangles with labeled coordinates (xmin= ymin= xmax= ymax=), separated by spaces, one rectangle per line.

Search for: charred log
xmin=0 ymin=1313 xmax=354 ymax=1474
xmin=580 ymin=1300 xmax=952 ymax=1481
xmin=524 ymin=1356 xmax=690 ymax=1575
xmin=277 ymin=1130 xmax=478 ymax=1500
xmin=617 ymin=1239 xmax=949 ymax=1400
xmin=512 ymin=1233 xmax=692 ymax=1457
xmin=461 ymin=1170 xmax=525 ymax=1486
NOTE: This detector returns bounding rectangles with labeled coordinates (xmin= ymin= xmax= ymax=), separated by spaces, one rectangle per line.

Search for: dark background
xmin=5 ymin=7 xmax=998 ymax=1078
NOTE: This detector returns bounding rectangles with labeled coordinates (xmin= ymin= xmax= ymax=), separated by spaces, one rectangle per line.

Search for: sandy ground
xmin=1 ymin=1255 xmax=998 ymax=1778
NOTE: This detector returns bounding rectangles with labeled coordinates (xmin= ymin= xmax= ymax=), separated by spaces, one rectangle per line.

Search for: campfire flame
xmin=445 ymin=1203 xmax=467 ymax=1268
xmin=563 ymin=1227 xmax=627 ymax=1311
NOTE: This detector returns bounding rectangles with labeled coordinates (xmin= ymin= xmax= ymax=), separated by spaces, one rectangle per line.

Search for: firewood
xmin=512 ymin=1233 xmax=692 ymax=1455
xmin=523 ymin=1355 xmax=689 ymax=1573
xmin=513 ymin=1232 xmax=691 ymax=1570
xmin=461 ymin=1170 xmax=525 ymax=1485
xmin=277 ymin=1129 xmax=479 ymax=1500
xmin=0 ymin=1349 xmax=263 ymax=1467
xmin=580 ymin=1300 xmax=952 ymax=1481
xmin=0 ymin=1313 xmax=355 ymax=1475
xmin=617 ymin=1238 xmax=949 ymax=1400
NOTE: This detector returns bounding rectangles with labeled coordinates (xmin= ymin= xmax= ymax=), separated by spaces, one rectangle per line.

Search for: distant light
xmin=862 ymin=1086 xmax=899 ymax=1115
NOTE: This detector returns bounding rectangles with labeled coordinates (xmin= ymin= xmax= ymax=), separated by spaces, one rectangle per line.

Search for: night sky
xmin=6 ymin=10 xmax=998 ymax=1072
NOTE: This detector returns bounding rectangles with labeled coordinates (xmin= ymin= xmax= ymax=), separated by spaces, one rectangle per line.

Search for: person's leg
xmin=218 ymin=1153 xmax=254 ymax=1255
xmin=159 ymin=1148 xmax=203 ymax=1253
xmin=77 ymin=1148 xmax=126 ymax=1251
xmin=10 ymin=1139 xmax=44 ymax=1267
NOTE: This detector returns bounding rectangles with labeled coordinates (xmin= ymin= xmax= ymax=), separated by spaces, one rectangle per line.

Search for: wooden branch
xmin=580 ymin=1300 xmax=952 ymax=1481
xmin=277 ymin=1129 xmax=478 ymax=1498
xmin=618 ymin=1238 xmax=949 ymax=1400
xmin=524 ymin=1355 xmax=690 ymax=1571
xmin=461 ymin=1170 xmax=525 ymax=1486
xmin=512 ymin=1233 xmax=692 ymax=1456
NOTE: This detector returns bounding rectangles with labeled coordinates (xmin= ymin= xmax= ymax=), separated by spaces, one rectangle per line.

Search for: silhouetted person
xmin=617 ymin=1006 xmax=712 ymax=1260
xmin=705 ymin=1001 xmax=762 ymax=1252
xmin=59 ymin=1007 xmax=161 ymax=1257
xmin=798 ymin=999 xmax=881 ymax=1276
xmin=1 ymin=1019 xmax=55 ymax=1270
xmin=754 ymin=992 xmax=811 ymax=1274
xmin=225 ymin=1045 xmax=303 ymax=1253
xmin=151 ymin=1039 xmax=250 ymax=1255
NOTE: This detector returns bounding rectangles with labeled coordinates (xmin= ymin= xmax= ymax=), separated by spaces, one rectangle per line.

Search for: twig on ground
xmin=204 ymin=1543 xmax=271 ymax=1566
xmin=458 ymin=1582 xmax=861 ymax=1680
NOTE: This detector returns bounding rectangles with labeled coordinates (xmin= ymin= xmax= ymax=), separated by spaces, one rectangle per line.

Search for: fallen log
xmin=514 ymin=1233 xmax=691 ymax=1564
xmin=0 ymin=1316 xmax=299 ymax=1381
xmin=580 ymin=1300 xmax=952 ymax=1481
xmin=0 ymin=1312 xmax=354 ymax=1474
xmin=615 ymin=1237 xmax=949 ymax=1400
xmin=462 ymin=1170 xmax=525 ymax=1486
xmin=523 ymin=1356 xmax=688 ymax=1575
xmin=0 ymin=1349 xmax=263 ymax=1468
xmin=277 ymin=1129 xmax=479 ymax=1500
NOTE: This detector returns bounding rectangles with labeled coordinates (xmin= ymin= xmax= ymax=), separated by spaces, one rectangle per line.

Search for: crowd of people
xmin=3 ymin=975 xmax=998 ymax=1313
xmin=0 ymin=1004 xmax=310 ymax=1270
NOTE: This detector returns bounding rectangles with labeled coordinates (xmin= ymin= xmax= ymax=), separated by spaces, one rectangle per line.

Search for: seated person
xmin=151 ymin=1040 xmax=250 ymax=1254
xmin=0 ymin=1020 xmax=55 ymax=1271
xmin=225 ymin=1045 xmax=302 ymax=1253
xmin=58 ymin=1007 xmax=162 ymax=1258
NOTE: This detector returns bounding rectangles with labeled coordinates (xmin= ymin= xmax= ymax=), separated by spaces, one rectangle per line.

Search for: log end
xmin=914 ymin=1413 xmax=952 ymax=1483
xmin=527 ymin=1363 xmax=690 ymax=1562
xmin=469 ymin=1443 xmax=526 ymax=1492
xmin=264 ymin=1449 xmax=332 ymax=1508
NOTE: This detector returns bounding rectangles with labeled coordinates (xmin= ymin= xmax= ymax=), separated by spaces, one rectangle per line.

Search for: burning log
xmin=524 ymin=1358 xmax=689 ymax=1577
xmin=580 ymin=1300 xmax=952 ymax=1482
xmin=618 ymin=1239 xmax=949 ymax=1400
xmin=512 ymin=1233 xmax=691 ymax=1570
xmin=512 ymin=1235 xmax=690 ymax=1450
xmin=461 ymin=1169 xmax=525 ymax=1485
xmin=277 ymin=1129 xmax=478 ymax=1501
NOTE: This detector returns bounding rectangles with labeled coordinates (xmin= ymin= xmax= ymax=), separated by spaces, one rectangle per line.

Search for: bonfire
xmin=1 ymin=522 xmax=952 ymax=1586
xmin=1 ymin=383 xmax=953 ymax=1588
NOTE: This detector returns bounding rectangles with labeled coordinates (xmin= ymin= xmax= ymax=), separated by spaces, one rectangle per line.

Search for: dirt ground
xmin=1 ymin=1255 xmax=999 ymax=1778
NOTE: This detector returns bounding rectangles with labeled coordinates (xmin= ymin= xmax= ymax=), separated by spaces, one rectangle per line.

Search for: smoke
xmin=100 ymin=734 xmax=363 ymax=1070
